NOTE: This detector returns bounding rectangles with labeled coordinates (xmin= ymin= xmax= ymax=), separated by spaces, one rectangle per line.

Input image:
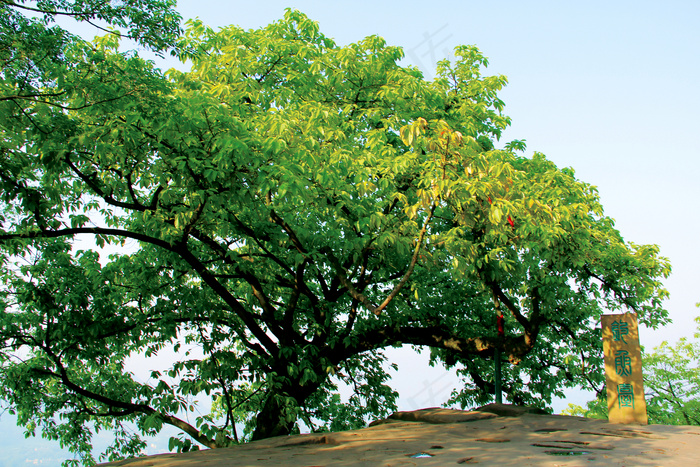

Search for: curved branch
xmin=0 ymin=226 xmax=172 ymax=250
xmin=0 ymin=226 xmax=279 ymax=358
xmin=31 ymin=352 xmax=223 ymax=449
xmin=1 ymin=0 xmax=103 ymax=18
xmin=64 ymin=156 xmax=149 ymax=212
xmin=374 ymin=203 xmax=436 ymax=315
xmin=0 ymin=91 xmax=67 ymax=103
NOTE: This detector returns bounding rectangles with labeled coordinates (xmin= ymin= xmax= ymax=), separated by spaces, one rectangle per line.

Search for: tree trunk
xmin=251 ymin=391 xmax=297 ymax=441
xmin=251 ymin=375 xmax=325 ymax=441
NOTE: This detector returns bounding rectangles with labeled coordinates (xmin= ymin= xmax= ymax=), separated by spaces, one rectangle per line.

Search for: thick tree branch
xmin=332 ymin=325 xmax=537 ymax=365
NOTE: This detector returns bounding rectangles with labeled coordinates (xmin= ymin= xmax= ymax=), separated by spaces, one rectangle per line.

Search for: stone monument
xmin=602 ymin=313 xmax=648 ymax=424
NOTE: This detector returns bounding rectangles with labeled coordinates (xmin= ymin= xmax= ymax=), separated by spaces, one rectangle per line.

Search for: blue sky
xmin=4 ymin=1 xmax=700 ymax=464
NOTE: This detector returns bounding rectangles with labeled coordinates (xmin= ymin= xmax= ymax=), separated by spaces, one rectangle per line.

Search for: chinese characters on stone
xmin=617 ymin=383 xmax=635 ymax=409
xmin=611 ymin=320 xmax=629 ymax=345
xmin=602 ymin=313 xmax=647 ymax=423
xmin=612 ymin=320 xmax=634 ymax=408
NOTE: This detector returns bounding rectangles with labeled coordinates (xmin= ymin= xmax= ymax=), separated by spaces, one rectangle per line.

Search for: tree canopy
xmin=0 ymin=6 xmax=671 ymax=464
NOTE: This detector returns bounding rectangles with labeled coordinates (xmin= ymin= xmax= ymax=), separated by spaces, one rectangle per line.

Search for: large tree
xmin=0 ymin=7 xmax=670 ymax=464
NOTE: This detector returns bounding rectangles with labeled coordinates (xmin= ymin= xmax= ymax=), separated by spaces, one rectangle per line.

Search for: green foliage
xmin=560 ymin=396 xmax=608 ymax=420
xmin=0 ymin=7 xmax=671 ymax=464
xmin=0 ymin=0 xmax=181 ymax=125
xmin=643 ymin=315 xmax=700 ymax=425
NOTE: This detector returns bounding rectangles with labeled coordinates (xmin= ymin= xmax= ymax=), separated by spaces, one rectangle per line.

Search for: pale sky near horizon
xmin=4 ymin=1 xmax=700 ymax=464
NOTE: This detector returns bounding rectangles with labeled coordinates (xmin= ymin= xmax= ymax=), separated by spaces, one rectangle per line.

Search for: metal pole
xmin=494 ymin=347 xmax=502 ymax=404
xmin=493 ymin=291 xmax=504 ymax=404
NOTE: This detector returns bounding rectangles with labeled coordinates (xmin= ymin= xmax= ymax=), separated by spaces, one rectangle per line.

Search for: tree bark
xmin=250 ymin=373 xmax=325 ymax=441
xmin=251 ymin=392 xmax=296 ymax=440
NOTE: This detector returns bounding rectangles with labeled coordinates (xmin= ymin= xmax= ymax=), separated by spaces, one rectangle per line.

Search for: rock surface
xmin=100 ymin=406 xmax=700 ymax=466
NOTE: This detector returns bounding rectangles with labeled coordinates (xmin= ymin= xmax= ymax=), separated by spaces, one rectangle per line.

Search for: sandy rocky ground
xmin=101 ymin=404 xmax=700 ymax=466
